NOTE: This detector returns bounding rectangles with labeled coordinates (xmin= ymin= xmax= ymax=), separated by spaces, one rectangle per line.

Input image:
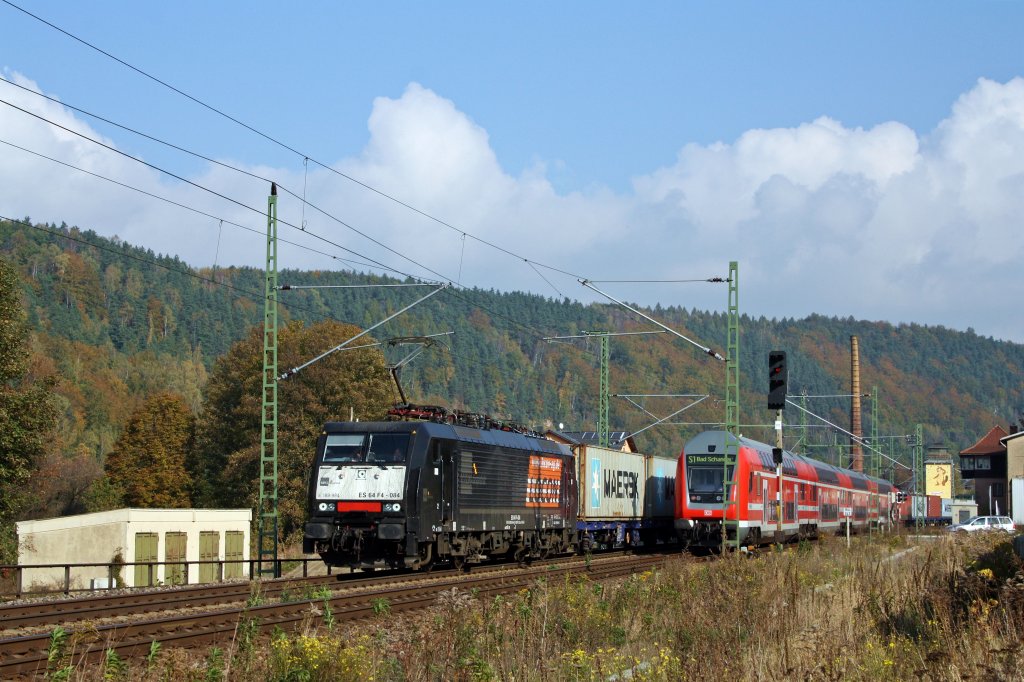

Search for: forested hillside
xmin=1 ymin=217 xmax=1022 ymax=541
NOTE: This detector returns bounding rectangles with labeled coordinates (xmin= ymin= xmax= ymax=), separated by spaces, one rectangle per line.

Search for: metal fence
xmin=0 ymin=558 xmax=327 ymax=599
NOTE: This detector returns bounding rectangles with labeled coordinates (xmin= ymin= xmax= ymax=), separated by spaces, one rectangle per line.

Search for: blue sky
xmin=2 ymin=1 xmax=1024 ymax=342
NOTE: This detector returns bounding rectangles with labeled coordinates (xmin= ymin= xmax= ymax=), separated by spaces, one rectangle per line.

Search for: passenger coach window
xmin=367 ymin=434 xmax=411 ymax=463
xmin=323 ymin=434 xmax=365 ymax=463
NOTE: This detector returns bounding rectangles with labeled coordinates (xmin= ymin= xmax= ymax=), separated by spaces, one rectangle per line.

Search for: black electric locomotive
xmin=303 ymin=417 xmax=579 ymax=569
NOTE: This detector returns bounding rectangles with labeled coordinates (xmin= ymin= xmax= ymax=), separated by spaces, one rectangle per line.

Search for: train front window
xmin=323 ymin=434 xmax=366 ymax=463
xmin=367 ymin=434 xmax=410 ymax=464
xmin=688 ymin=466 xmax=724 ymax=494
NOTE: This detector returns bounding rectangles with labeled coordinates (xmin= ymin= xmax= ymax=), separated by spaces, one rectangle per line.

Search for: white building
xmin=17 ymin=508 xmax=251 ymax=592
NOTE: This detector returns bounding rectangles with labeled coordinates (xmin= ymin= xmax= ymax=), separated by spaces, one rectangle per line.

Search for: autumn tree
xmin=192 ymin=319 xmax=394 ymax=540
xmin=25 ymin=445 xmax=105 ymax=518
xmin=0 ymin=257 xmax=59 ymax=562
xmin=105 ymin=392 xmax=194 ymax=508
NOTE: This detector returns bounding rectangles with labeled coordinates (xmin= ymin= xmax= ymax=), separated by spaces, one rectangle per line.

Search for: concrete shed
xmin=949 ymin=500 xmax=978 ymax=525
xmin=17 ymin=508 xmax=252 ymax=591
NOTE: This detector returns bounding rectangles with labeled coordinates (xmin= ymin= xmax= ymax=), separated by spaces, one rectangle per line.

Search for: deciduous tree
xmin=0 ymin=257 xmax=59 ymax=562
xmin=193 ymin=320 xmax=394 ymax=540
xmin=105 ymin=392 xmax=194 ymax=507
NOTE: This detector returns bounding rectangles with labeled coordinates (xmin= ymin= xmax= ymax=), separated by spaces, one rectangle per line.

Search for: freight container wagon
xmin=574 ymin=445 xmax=675 ymax=548
xmin=641 ymin=454 xmax=678 ymax=545
xmin=896 ymin=493 xmax=947 ymax=526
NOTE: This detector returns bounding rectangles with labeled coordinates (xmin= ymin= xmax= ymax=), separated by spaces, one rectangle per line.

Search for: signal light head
xmin=768 ymin=350 xmax=788 ymax=409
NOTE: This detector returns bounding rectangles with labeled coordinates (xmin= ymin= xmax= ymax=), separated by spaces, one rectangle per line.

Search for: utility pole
xmin=775 ymin=409 xmax=784 ymax=546
xmin=257 ymin=183 xmax=279 ymax=579
xmin=598 ymin=334 xmax=610 ymax=447
xmin=544 ymin=330 xmax=665 ymax=448
xmin=768 ymin=350 xmax=788 ymax=547
xmin=794 ymin=392 xmax=808 ymax=451
xmin=914 ymin=423 xmax=923 ymax=533
xmin=870 ymin=386 xmax=879 ymax=535
xmin=722 ymin=261 xmax=740 ymax=552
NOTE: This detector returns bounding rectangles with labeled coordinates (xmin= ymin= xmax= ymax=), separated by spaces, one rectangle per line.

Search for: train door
xmin=439 ymin=442 xmax=456 ymax=531
xmin=784 ymin=481 xmax=795 ymax=523
xmin=762 ymin=477 xmax=770 ymax=525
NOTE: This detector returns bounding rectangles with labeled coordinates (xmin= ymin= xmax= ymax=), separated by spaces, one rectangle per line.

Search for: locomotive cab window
xmin=367 ymin=434 xmax=410 ymax=463
xmin=323 ymin=434 xmax=366 ymax=463
xmin=688 ymin=466 xmax=724 ymax=494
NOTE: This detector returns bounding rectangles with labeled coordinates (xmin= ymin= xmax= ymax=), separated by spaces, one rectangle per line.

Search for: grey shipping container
xmin=576 ymin=444 xmax=647 ymax=521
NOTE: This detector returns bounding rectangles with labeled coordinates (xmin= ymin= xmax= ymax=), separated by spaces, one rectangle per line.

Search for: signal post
xmin=768 ymin=351 xmax=787 ymax=547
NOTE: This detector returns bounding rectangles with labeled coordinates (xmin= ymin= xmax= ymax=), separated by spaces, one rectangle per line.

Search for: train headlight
xmin=318 ymin=502 xmax=336 ymax=512
xmin=383 ymin=503 xmax=402 ymax=512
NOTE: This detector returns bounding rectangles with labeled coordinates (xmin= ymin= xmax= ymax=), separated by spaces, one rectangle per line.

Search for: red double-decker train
xmin=674 ymin=431 xmax=896 ymax=547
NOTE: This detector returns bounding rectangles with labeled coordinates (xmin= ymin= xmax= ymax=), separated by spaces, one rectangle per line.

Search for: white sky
xmin=1 ymin=3 xmax=1023 ymax=342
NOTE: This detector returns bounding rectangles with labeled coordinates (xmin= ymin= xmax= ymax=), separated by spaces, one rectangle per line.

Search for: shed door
xmin=166 ymin=532 xmax=188 ymax=585
xmin=225 ymin=531 xmax=244 ymax=579
xmin=199 ymin=531 xmax=220 ymax=583
xmin=134 ymin=532 xmax=158 ymax=587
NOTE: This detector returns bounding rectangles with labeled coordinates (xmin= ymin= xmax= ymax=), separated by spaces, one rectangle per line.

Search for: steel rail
xmin=0 ymin=554 xmax=573 ymax=633
xmin=0 ymin=554 xmax=671 ymax=678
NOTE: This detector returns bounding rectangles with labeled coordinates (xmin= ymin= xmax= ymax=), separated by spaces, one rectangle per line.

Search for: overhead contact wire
xmin=0 ymin=79 xmax=453 ymax=285
xmin=0 ymin=1 xmax=587 ymax=286
xmin=0 ymin=0 xmax=308 ymax=160
xmin=0 ymin=98 xmax=440 ymax=282
xmin=0 ymin=136 xmax=390 ymax=276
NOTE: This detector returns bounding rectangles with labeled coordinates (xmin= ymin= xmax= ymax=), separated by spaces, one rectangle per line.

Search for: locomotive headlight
xmin=318 ymin=502 xmax=328 ymax=511
xmin=383 ymin=503 xmax=402 ymax=512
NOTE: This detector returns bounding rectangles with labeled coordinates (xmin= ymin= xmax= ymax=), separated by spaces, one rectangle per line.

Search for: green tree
xmin=0 ymin=256 xmax=59 ymax=562
xmin=105 ymin=392 xmax=194 ymax=507
xmin=193 ymin=320 xmax=394 ymax=540
xmin=81 ymin=475 xmax=125 ymax=513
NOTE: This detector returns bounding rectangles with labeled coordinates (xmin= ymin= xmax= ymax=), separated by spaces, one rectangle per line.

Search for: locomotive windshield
xmin=688 ymin=466 xmax=724 ymax=494
xmin=366 ymin=434 xmax=410 ymax=464
xmin=323 ymin=434 xmax=365 ymax=462
xmin=322 ymin=433 xmax=410 ymax=464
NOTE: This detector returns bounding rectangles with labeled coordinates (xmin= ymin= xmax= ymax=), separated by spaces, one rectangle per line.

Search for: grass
xmin=45 ymin=531 xmax=1024 ymax=680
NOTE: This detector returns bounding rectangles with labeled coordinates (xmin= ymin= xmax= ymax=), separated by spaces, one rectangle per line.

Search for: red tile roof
xmin=960 ymin=425 xmax=1009 ymax=455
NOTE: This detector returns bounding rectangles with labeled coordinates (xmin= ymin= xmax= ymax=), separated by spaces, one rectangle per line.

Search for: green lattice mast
xmin=722 ymin=261 xmax=740 ymax=552
xmin=257 ymin=183 xmax=279 ymax=578
xmin=914 ymin=423 xmax=923 ymax=532
xmin=598 ymin=335 xmax=610 ymax=447
xmin=871 ymin=386 xmax=879 ymax=479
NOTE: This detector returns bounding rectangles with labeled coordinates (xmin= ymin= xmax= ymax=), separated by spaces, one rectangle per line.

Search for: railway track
xmin=0 ymin=551 xmax=626 ymax=635
xmin=0 ymin=553 xmax=670 ymax=677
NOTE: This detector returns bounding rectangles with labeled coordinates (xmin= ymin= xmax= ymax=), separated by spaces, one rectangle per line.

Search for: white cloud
xmin=1 ymin=73 xmax=1023 ymax=342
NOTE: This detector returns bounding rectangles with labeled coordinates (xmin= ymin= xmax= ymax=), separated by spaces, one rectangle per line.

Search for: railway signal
xmin=768 ymin=350 xmax=788 ymax=409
